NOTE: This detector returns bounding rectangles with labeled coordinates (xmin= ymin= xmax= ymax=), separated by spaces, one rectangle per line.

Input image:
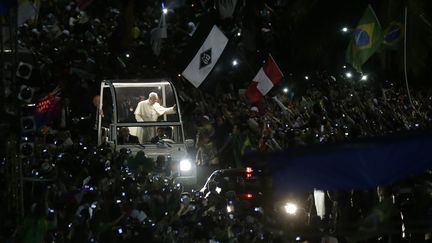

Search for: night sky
xmin=245 ymin=0 xmax=432 ymax=86
xmin=148 ymin=0 xmax=432 ymax=93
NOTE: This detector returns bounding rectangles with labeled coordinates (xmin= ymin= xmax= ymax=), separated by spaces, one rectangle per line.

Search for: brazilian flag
xmin=346 ymin=5 xmax=383 ymax=72
xmin=383 ymin=16 xmax=404 ymax=49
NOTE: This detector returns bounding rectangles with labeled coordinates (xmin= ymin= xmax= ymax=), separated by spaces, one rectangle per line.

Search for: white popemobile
xmin=96 ymin=78 xmax=196 ymax=185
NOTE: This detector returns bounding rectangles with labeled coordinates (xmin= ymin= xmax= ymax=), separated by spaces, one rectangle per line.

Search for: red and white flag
xmin=245 ymin=54 xmax=283 ymax=103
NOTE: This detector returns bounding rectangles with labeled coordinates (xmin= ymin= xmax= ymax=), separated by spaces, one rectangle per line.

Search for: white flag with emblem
xmin=182 ymin=25 xmax=228 ymax=88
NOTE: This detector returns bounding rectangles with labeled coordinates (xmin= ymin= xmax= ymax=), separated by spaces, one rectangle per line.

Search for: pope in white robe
xmin=131 ymin=92 xmax=176 ymax=143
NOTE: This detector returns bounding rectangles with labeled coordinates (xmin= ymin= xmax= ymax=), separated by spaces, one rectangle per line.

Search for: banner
xmin=181 ymin=17 xmax=228 ymax=89
xmin=246 ymin=132 xmax=432 ymax=192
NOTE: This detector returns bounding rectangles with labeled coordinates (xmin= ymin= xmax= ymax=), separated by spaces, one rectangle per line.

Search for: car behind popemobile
xmin=96 ymin=79 xmax=196 ymax=185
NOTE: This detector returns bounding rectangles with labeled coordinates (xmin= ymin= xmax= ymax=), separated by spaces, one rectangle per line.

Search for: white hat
xmin=250 ymin=106 xmax=259 ymax=112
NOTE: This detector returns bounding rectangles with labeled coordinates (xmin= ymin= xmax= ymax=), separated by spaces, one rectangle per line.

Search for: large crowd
xmin=1 ymin=0 xmax=432 ymax=242
xmin=1 ymin=80 xmax=431 ymax=242
xmin=1 ymin=142 xmax=289 ymax=243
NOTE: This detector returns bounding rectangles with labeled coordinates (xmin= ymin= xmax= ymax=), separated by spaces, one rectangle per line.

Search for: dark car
xmin=199 ymin=167 xmax=272 ymax=207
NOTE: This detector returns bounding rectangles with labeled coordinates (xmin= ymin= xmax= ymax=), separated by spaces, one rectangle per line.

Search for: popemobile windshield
xmin=97 ymin=79 xmax=196 ymax=185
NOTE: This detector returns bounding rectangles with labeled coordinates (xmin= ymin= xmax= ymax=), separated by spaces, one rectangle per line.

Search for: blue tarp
xmin=0 ymin=0 xmax=16 ymax=15
xmin=247 ymin=132 xmax=432 ymax=192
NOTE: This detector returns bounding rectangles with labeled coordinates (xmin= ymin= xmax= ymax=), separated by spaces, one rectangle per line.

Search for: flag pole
xmin=403 ymin=7 xmax=415 ymax=110
xmin=269 ymin=53 xmax=284 ymax=77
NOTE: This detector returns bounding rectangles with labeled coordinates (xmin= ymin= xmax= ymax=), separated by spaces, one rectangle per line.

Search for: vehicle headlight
xmin=284 ymin=202 xmax=298 ymax=215
xmin=179 ymin=159 xmax=192 ymax=171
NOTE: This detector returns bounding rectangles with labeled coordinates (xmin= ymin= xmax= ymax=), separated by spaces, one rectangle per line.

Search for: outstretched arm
xmin=154 ymin=103 xmax=177 ymax=116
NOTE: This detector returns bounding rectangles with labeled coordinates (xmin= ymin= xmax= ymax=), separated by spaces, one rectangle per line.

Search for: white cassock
xmin=131 ymin=99 xmax=176 ymax=143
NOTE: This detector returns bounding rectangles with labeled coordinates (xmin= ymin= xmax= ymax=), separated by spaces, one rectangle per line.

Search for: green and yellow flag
xmin=346 ymin=5 xmax=383 ymax=72
xmin=383 ymin=14 xmax=404 ymax=49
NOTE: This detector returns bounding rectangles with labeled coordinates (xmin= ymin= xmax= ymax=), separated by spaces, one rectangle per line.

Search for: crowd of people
xmin=1 ymin=140 xmax=294 ymax=243
xmin=1 ymin=0 xmax=432 ymax=242
xmin=188 ymin=77 xmax=432 ymax=170
xmin=1 ymin=77 xmax=431 ymax=242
